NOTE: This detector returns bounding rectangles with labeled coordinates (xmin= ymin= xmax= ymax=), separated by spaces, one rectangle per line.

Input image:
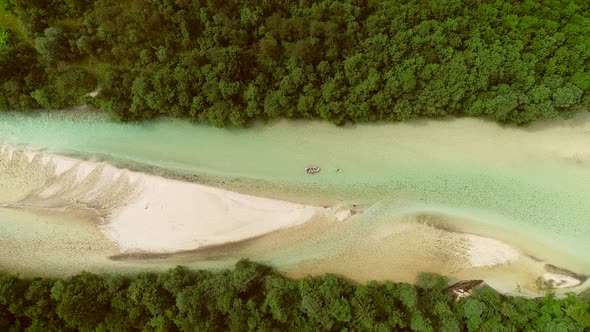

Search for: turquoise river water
xmin=0 ymin=110 xmax=589 ymax=294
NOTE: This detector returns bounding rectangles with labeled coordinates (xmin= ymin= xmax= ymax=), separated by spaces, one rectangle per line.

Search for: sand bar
xmin=103 ymin=172 xmax=322 ymax=253
xmin=0 ymin=146 xmax=330 ymax=254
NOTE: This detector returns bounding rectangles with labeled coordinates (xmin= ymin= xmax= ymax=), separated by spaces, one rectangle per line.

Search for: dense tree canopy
xmin=0 ymin=260 xmax=589 ymax=331
xmin=0 ymin=0 xmax=589 ymax=126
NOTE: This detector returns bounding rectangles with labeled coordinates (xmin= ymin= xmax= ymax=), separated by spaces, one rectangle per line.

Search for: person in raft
xmin=305 ymin=166 xmax=320 ymax=174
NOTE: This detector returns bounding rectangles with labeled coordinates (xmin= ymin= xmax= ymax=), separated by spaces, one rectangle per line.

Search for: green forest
xmin=1 ymin=260 xmax=589 ymax=331
xmin=1 ymin=0 xmax=589 ymax=126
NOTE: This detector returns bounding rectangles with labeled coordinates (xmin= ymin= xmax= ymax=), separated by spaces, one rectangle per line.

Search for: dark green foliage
xmin=51 ymin=272 xmax=110 ymax=329
xmin=0 ymin=304 xmax=16 ymax=331
xmin=34 ymin=24 xmax=84 ymax=61
xmin=0 ymin=0 xmax=589 ymax=124
xmin=0 ymin=260 xmax=589 ymax=331
xmin=0 ymin=42 xmax=46 ymax=110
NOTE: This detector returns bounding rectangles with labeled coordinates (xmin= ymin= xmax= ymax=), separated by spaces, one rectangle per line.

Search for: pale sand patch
xmin=0 ymin=145 xmax=15 ymax=160
xmin=467 ymin=234 xmax=520 ymax=267
xmin=103 ymin=174 xmax=322 ymax=253
xmin=85 ymin=87 xmax=100 ymax=98
xmin=333 ymin=208 xmax=352 ymax=222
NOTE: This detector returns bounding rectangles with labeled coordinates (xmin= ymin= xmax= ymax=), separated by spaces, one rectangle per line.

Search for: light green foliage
xmin=397 ymin=283 xmax=419 ymax=310
xmin=30 ymin=89 xmax=50 ymax=108
xmin=0 ymin=28 xmax=11 ymax=49
xmin=462 ymin=298 xmax=485 ymax=331
xmin=565 ymin=302 xmax=590 ymax=328
xmin=298 ymin=274 xmax=354 ymax=330
xmin=263 ymin=275 xmax=299 ymax=323
xmin=553 ymin=83 xmax=583 ymax=108
xmin=433 ymin=301 xmax=461 ymax=332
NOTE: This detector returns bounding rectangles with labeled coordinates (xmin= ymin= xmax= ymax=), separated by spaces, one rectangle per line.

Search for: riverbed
xmin=1 ymin=110 xmax=589 ymax=295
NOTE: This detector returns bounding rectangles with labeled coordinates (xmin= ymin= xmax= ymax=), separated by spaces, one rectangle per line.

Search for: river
xmin=1 ymin=110 xmax=589 ymax=295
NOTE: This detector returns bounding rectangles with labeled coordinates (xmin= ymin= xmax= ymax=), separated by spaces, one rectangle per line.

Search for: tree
xmin=23 ymin=278 xmax=60 ymax=329
xmin=553 ymin=83 xmax=583 ymax=109
xmin=34 ymin=26 xmax=79 ymax=62
xmin=1 ymin=266 xmax=590 ymax=330
xmin=51 ymin=272 xmax=110 ymax=329
xmin=263 ymin=275 xmax=299 ymax=326
xmin=52 ymin=68 xmax=97 ymax=106
xmin=564 ymin=294 xmax=590 ymax=330
xmin=461 ymin=298 xmax=485 ymax=331
xmin=298 ymin=274 xmax=354 ymax=330
xmin=0 ymin=275 xmax=29 ymax=317
xmin=2 ymin=0 xmax=590 ymax=124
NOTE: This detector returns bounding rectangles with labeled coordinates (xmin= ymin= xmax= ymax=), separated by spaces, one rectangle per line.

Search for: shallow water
xmin=1 ymin=111 xmax=590 ymax=292
xmin=0 ymin=207 xmax=117 ymax=276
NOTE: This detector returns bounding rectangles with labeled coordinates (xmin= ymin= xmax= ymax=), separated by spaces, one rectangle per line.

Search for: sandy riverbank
xmin=0 ymin=145 xmax=527 ymax=269
xmin=0 ymin=146 xmax=332 ymax=254
xmin=103 ymin=172 xmax=323 ymax=253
